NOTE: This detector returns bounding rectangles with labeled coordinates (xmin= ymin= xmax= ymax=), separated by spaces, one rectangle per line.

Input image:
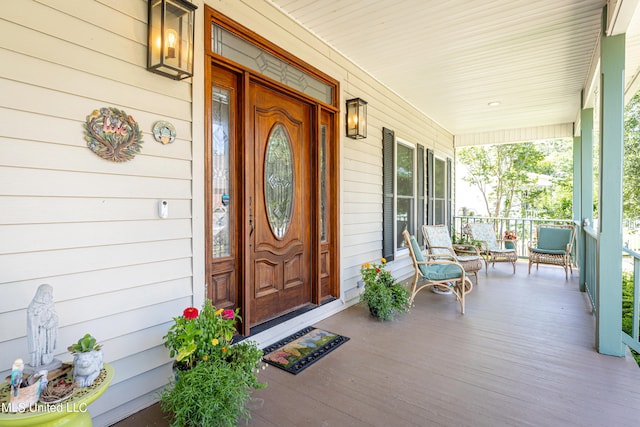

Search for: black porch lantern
xmin=147 ymin=0 xmax=198 ymax=80
xmin=346 ymin=98 xmax=367 ymax=139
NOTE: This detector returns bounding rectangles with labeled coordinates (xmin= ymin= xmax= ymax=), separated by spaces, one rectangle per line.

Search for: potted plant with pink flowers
xmin=503 ymin=230 xmax=518 ymax=249
xmin=163 ymin=301 xmax=239 ymax=371
xmin=160 ymin=300 xmax=267 ymax=427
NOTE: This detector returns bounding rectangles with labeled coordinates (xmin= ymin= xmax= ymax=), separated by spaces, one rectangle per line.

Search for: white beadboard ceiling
xmin=268 ymin=0 xmax=640 ymax=138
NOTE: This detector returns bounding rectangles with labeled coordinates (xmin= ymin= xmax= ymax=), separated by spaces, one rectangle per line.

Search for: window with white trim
xmin=396 ymin=139 xmax=415 ymax=250
xmin=433 ymin=156 xmax=447 ymax=225
xmin=382 ymin=127 xmax=452 ymax=261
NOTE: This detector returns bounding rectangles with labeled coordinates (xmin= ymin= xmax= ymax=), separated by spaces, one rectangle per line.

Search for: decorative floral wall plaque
xmin=152 ymin=121 xmax=177 ymax=144
xmin=84 ymin=107 xmax=143 ymax=162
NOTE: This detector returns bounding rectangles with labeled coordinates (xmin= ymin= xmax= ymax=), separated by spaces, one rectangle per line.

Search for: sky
xmin=455 ymin=163 xmax=486 ymax=216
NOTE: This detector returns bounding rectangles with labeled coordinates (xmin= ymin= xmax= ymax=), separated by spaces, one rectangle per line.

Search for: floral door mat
xmin=262 ymin=326 xmax=349 ymax=375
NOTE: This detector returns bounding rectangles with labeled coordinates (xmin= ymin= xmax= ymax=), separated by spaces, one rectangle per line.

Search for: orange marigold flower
xmin=222 ymin=347 xmax=227 ymax=353
xmin=363 ymin=262 xmax=371 ymax=268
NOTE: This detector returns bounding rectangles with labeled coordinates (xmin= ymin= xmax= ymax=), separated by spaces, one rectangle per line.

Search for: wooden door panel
xmin=254 ymin=259 xmax=279 ymax=298
xmin=209 ymin=257 xmax=236 ymax=306
xmin=283 ymin=252 xmax=304 ymax=289
xmin=249 ymin=82 xmax=312 ymax=325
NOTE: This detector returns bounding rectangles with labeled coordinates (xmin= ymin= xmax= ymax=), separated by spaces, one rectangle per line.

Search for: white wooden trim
xmin=454 ymin=124 xmax=574 ymax=147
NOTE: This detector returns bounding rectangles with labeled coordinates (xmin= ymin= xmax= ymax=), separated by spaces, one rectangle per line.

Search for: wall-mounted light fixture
xmin=346 ymin=98 xmax=368 ymax=139
xmin=148 ymin=0 xmax=198 ymax=80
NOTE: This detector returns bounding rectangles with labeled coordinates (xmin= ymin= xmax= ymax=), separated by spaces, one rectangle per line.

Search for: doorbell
xmin=158 ymin=200 xmax=169 ymax=219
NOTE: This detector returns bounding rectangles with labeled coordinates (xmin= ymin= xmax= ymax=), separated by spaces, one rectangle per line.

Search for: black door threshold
xmin=234 ymin=297 xmax=338 ymax=341
xmin=249 ymin=304 xmax=317 ymax=336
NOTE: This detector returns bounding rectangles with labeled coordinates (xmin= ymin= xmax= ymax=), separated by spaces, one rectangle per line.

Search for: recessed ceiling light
xmin=488 ymin=101 xmax=501 ymax=107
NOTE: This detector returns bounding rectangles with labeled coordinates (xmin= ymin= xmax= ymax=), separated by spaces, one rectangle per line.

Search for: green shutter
xmin=417 ymin=144 xmax=425 ymax=246
xmin=382 ymin=127 xmax=395 ymax=261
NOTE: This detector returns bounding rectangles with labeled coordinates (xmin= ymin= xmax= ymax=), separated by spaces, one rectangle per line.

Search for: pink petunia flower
xmin=222 ymin=309 xmax=235 ymax=319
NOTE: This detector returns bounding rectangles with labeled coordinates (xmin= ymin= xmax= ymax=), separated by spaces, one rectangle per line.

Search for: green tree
xmin=624 ymin=91 xmax=640 ymax=219
xmin=457 ymin=140 xmax=573 ymax=218
xmin=536 ymin=140 xmax=574 ymax=219
xmin=458 ymin=143 xmax=544 ymax=217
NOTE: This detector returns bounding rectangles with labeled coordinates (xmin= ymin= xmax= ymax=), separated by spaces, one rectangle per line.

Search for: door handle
xmin=249 ymin=197 xmax=254 ymax=237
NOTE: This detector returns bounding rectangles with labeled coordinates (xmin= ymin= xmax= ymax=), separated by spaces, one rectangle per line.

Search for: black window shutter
xmin=416 ymin=144 xmax=425 ymax=246
xmin=447 ymin=157 xmax=453 ymax=232
xmin=426 ymin=149 xmax=434 ymax=225
xmin=382 ymin=127 xmax=395 ymax=261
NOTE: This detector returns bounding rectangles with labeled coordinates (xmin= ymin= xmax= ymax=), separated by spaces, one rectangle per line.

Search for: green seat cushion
xmin=424 ymin=263 xmax=463 ymax=281
xmin=491 ymin=249 xmax=514 ymax=254
xmin=410 ymin=234 xmax=463 ymax=279
xmin=409 ymin=235 xmax=429 ymax=276
xmin=531 ymin=248 xmax=566 ymax=255
xmin=537 ymin=227 xmax=572 ymax=251
xmin=456 ymin=255 xmax=480 ymax=262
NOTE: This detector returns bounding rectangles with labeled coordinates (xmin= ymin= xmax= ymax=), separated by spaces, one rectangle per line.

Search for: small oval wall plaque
xmin=84 ymin=107 xmax=143 ymax=162
xmin=152 ymin=121 xmax=177 ymax=145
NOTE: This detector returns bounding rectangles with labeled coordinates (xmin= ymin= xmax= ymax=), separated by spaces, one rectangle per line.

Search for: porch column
xmin=573 ymin=133 xmax=581 ymax=273
xmin=597 ymin=32 xmax=625 ymax=356
xmin=575 ymin=108 xmax=594 ymax=292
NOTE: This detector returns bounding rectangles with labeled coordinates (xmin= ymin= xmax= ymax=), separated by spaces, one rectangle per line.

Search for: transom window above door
xmin=211 ymin=24 xmax=334 ymax=105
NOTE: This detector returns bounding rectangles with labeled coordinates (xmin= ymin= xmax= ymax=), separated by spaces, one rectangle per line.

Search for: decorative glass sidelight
xmin=212 ymin=87 xmax=231 ymax=257
xmin=320 ymin=125 xmax=327 ymax=241
xmin=265 ymin=124 xmax=294 ymax=238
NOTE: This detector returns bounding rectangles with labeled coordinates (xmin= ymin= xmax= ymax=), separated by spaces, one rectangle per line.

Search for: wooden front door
xmin=206 ymin=11 xmax=340 ymax=336
xmin=248 ymin=82 xmax=313 ymax=325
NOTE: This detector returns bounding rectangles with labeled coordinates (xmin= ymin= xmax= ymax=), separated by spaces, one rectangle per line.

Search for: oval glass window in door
xmin=264 ymin=123 xmax=294 ymax=238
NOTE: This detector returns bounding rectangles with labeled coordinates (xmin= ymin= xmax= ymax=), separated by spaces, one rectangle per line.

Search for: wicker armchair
xmin=527 ymin=224 xmax=576 ymax=280
xmin=421 ymin=224 xmax=483 ymax=283
xmin=467 ymin=222 xmax=517 ymax=274
xmin=403 ymin=230 xmax=473 ymax=314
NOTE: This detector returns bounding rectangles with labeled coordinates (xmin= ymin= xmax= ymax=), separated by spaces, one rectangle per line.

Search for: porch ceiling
xmin=268 ymin=0 xmax=640 ymax=139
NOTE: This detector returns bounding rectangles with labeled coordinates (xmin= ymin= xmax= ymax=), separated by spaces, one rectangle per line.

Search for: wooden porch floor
xmin=112 ymin=262 xmax=640 ymax=426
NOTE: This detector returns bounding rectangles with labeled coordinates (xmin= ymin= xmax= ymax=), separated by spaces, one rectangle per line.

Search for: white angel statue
xmin=27 ymin=284 xmax=59 ymax=368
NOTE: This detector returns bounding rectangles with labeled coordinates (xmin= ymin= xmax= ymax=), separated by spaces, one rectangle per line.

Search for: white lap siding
xmin=0 ymin=1 xmax=455 ymax=425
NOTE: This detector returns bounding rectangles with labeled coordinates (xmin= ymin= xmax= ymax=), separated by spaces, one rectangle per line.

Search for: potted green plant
xmin=360 ymin=258 xmax=411 ymax=320
xmin=452 ymin=229 xmax=483 ymax=248
xmin=160 ymin=300 xmax=267 ymax=427
xmin=68 ymin=333 xmax=103 ymax=387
